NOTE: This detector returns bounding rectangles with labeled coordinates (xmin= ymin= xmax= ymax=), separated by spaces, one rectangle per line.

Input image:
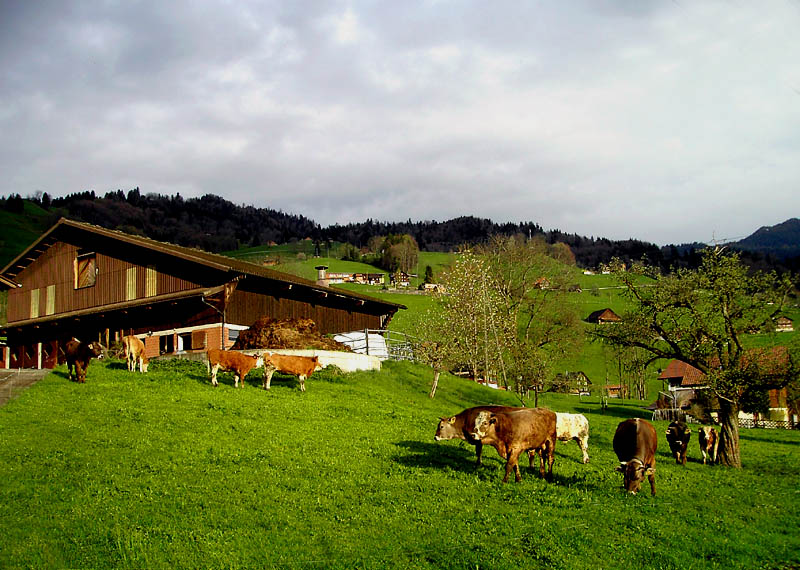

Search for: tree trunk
xmin=717 ymin=399 xmax=742 ymax=468
xmin=429 ymin=370 xmax=441 ymax=399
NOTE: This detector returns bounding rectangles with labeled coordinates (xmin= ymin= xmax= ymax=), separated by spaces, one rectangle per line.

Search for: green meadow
xmin=1 ymin=357 xmax=798 ymax=569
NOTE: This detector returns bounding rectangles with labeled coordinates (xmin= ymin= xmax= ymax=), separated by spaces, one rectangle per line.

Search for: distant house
xmin=552 ymin=371 xmax=592 ymax=395
xmin=533 ymin=277 xmax=551 ymax=290
xmin=585 ymin=308 xmax=622 ymax=324
xmin=775 ymin=316 xmax=794 ymax=332
xmin=605 ymin=384 xmax=622 ymax=398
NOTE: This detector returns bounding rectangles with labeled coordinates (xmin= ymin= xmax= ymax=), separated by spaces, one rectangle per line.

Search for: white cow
xmin=555 ymin=412 xmax=590 ymax=464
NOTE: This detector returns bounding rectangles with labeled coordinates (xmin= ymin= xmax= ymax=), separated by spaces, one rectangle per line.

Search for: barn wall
xmin=7 ymin=240 xmax=202 ymax=324
xmin=227 ymin=289 xmax=383 ymax=334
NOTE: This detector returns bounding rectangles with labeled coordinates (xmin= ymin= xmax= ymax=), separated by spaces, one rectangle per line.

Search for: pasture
xmin=1 ymin=358 xmax=798 ymax=569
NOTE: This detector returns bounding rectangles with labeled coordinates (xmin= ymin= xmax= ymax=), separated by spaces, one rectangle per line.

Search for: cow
xmin=665 ymin=420 xmax=691 ymax=465
xmin=261 ymin=353 xmax=323 ymax=392
xmin=122 ymin=335 xmax=148 ymax=373
xmin=470 ymin=407 xmax=558 ymax=483
xmin=613 ymin=418 xmax=658 ymax=496
xmin=206 ymin=349 xmax=264 ymax=388
xmin=434 ymin=406 xmax=526 ymax=467
xmin=698 ymin=426 xmax=719 ymax=465
xmin=556 ymin=412 xmax=590 ymax=464
xmin=64 ymin=338 xmax=105 ymax=383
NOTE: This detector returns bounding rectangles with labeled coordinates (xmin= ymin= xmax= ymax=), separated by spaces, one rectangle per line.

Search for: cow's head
xmin=470 ymin=410 xmax=495 ymax=439
xmin=312 ymin=356 xmax=323 ymax=371
xmin=88 ymin=342 xmax=106 ymax=359
xmin=434 ymin=416 xmax=459 ymax=441
xmin=253 ymin=354 xmax=265 ymax=368
xmin=616 ymin=459 xmax=654 ymax=495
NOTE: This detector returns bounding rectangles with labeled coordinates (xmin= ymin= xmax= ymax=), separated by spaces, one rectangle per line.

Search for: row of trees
xmin=417 ymin=241 xmax=799 ymax=469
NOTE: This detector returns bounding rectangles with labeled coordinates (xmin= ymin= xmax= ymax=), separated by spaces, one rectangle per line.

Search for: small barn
xmin=775 ymin=316 xmax=794 ymax=332
xmin=0 ymin=219 xmax=405 ymax=369
xmin=585 ymin=308 xmax=622 ymax=324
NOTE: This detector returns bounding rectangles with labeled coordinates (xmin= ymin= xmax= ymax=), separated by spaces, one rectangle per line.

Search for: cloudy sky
xmin=2 ymin=1 xmax=799 ymax=245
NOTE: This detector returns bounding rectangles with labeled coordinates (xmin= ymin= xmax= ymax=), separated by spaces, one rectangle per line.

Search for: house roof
xmin=658 ymin=360 xmax=708 ymax=387
xmin=0 ymin=218 xmax=406 ymax=313
xmin=586 ymin=308 xmax=622 ymax=323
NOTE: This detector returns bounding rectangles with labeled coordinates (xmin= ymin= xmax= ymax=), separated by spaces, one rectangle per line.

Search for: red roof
xmin=658 ymin=360 xmax=707 ymax=387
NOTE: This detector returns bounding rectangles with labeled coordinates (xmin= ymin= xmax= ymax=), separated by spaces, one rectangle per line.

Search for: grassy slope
xmin=0 ymin=358 xmax=797 ymax=569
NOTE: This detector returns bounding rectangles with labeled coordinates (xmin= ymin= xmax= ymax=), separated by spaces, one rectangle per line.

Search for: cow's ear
xmin=645 ymin=467 xmax=655 ymax=475
xmin=448 ymin=417 xmax=456 ymax=424
xmin=616 ymin=461 xmax=627 ymax=473
xmin=489 ymin=416 xmax=497 ymax=425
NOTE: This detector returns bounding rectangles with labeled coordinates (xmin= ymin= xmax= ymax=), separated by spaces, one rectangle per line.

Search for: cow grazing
xmin=665 ymin=420 xmax=691 ymax=465
xmin=613 ymin=418 xmax=658 ymax=496
xmin=206 ymin=349 xmax=264 ymax=388
xmin=261 ymin=353 xmax=323 ymax=392
xmin=698 ymin=426 xmax=719 ymax=465
xmin=122 ymin=335 xmax=149 ymax=373
xmin=470 ymin=408 xmax=557 ymax=483
xmin=556 ymin=412 xmax=590 ymax=464
xmin=64 ymin=338 xmax=105 ymax=383
xmin=434 ymin=406 xmax=526 ymax=467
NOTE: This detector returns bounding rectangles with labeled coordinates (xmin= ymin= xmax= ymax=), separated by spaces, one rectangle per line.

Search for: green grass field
xmin=1 ymin=358 xmax=798 ymax=569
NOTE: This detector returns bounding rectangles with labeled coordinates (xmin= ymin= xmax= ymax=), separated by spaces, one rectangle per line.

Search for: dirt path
xmin=0 ymin=369 xmax=51 ymax=407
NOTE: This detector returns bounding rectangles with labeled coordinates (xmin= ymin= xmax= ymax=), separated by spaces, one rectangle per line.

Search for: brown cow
xmin=122 ymin=335 xmax=148 ymax=373
xmin=470 ymin=408 xmax=557 ymax=483
xmin=698 ymin=426 xmax=719 ymax=465
xmin=261 ymin=353 xmax=323 ymax=392
xmin=206 ymin=349 xmax=264 ymax=388
xmin=665 ymin=420 xmax=691 ymax=465
xmin=613 ymin=418 xmax=658 ymax=495
xmin=434 ymin=406 xmax=527 ymax=467
xmin=64 ymin=338 xmax=105 ymax=383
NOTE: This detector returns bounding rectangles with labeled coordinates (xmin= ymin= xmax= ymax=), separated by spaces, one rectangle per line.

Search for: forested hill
xmin=0 ymin=190 xmax=793 ymax=272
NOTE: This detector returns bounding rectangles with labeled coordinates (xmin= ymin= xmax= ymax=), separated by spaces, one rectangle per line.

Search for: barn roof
xmin=0 ymin=218 xmax=406 ymax=314
xmin=585 ymin=308 xmax=622 ymax=323
xmin=658 ymin=360 xmax=707 ymax=387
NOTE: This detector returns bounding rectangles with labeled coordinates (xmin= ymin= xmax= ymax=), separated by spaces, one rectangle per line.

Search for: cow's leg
xmin=298 ymin=374 xmax=306 ymax=392
xmin=210 ymin=363 xmax=220 ymax=387
xmin=474 ymin=441 xmax=483 ymax=467
xmin=76 ymin=362 xmax=86 ymax=383
xmin=504 ymin=449 xmax=522 ymax=483
xmin=578 ymin=435 xmax=589 ymax=464
xmin=545 ymin=438 xmax=555 ymax=480
xmin=262 ymin=367 xmax=275 ymax=390
xmin=234 ymin=372 xmax=240 ymax=388
xmin=648 ymin=472 xmax=656 ymax=496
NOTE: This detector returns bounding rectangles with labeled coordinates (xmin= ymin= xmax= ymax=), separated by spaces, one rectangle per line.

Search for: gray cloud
xmin=2 ymin=0 xmax=799 ymax=245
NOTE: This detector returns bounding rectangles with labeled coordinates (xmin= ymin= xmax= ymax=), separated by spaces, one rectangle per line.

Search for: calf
xmin=434 ymin=406 xmax=526 ymax=467
xmin=206 ymin=349 xmax=264 ymax=388
xmin=470 ymin=408 xmax=557 ymax=483
xmin=555 ymin=412 xmax=590 ymax=464
xmin=613 ymin=418 xmax=657 ymax=496
xmin=665 ymin=420 xmax=691 ymax=465
xmin=64 ymin=338 xmax=105 ymax=383
xmin=698 ymin=426 xmax=719 ymax=465
xmin=262 ymin=353 xmax=323 ymax=392
xmin=122 ymin=335 xmax=149 ymax=373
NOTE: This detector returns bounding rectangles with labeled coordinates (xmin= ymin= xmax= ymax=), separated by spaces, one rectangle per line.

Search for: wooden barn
xmin=0 ymin=219 xmax=405 ymax=369
xmin=585 ymin=308 xmax=622 ymax=324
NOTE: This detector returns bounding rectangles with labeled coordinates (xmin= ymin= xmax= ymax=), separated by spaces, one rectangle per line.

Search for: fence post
xmin=364 ymin=329 xmax=369 ymax=356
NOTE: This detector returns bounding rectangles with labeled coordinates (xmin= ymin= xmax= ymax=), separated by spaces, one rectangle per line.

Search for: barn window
xmin=126 ymin=267 xmax=137 ymax=301
xmin=30 ymin=288 xmax=40 ymax=318
xmin=46 ymin=284 xmax=55 ymax=315
xmin=75 ymin=252 xmax=97 ymax=289
xmin=177 ymin=333 xmax=192 ymax=352
xmin=146 ymin=266 xmax=157 ymax=297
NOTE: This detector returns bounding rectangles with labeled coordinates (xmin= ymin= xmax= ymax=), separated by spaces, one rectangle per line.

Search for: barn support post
xmin=37 ymin=342 xmax=42 ymax=369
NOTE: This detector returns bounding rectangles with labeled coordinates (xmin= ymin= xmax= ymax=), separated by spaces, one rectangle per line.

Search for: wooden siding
xmin=6 ymin=241 xmax=202 ymax=323
xmin=227 ymin=289 xmax=383 ymax=334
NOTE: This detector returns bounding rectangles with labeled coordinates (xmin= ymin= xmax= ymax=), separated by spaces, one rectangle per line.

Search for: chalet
xmin=552 ymin=371 xmax=592 ymax=395
xmin=0 ymin=219 xmax=405 ymax=369
xmin=775 ymin=316 xmax=794 ymax=333
xmin=585 ymin=308 xmax=622 ymax=324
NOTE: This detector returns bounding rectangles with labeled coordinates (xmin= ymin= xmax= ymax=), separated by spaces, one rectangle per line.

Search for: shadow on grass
xmin=393 ymin=439 xmax=480 ymax=470
xmin=573 ymin=404 xmax=652 ymax=420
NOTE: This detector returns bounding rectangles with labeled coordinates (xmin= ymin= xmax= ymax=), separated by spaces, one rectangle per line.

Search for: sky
xmin=1 ymin=1 xmax=799 ymax=246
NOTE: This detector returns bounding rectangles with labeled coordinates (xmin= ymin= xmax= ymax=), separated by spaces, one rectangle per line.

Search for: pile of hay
xmin=232 ymin=317 xmax=351 ymax=351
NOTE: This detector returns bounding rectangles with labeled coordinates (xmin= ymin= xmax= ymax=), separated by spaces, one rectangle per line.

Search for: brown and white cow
xmin=122 ymin=335 xmax=149 ymax=373
xmin=206 ymin=349 xmax=264 ymax=388
xmin=613 ymin=418 xmax=658 ymax=496
xmin=698 ymin=426 xmax=719 ymax=465
xmin=665 ymin=420 xmax=691 ymax=465
xmin=261 ymin=353 xmax=323 ymax=392
xmin=64 ymin=338 xmax=105 ymax=383
xmin=470 ymin=407 xmax=557 ymax=483
xmin=556 ymin=412 xmax=590 ymax=464
xmin=434 ymin=406 xmax=527 ymax=467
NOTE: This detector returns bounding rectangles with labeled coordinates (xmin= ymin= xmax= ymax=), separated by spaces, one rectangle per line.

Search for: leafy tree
xmin=592 ymin=247 xmax=799 ymax=467
xmin=380 ymin=234 xmax=419 ymax=274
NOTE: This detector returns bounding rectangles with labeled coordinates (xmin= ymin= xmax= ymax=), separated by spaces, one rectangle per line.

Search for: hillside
xmin=733 ymin=218 xmax=800 ymax=260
